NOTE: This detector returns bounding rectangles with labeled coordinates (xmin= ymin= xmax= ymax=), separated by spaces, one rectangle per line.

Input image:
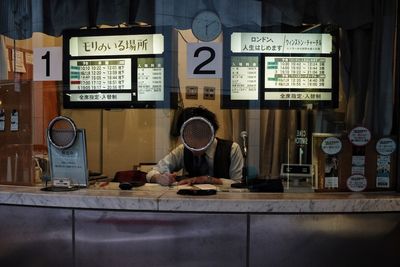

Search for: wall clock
xmin=191 ymin=10 xmax=222 ymax=42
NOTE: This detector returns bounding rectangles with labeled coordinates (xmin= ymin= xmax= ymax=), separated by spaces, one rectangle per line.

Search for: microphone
xmin=240 ymin=131 xmax=248 ymax=158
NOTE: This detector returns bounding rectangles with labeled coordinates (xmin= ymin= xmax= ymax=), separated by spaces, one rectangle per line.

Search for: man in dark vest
xmin=146 ymin=106 xmax=244 ymax=186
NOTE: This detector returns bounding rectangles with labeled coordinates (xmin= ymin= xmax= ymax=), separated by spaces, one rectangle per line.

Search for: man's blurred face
xmin=181 ymin=117 xmax=214 ymax=153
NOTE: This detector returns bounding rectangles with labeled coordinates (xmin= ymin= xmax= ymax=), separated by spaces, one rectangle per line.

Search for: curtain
xmin=339 ymin=0 xmax=396 ymax=135
xmin=261 ymin=0 xmax=374 ymax=30
xmin=0 ymin=0 xmax=155 ymax=39
xmin=0 ymin=0 xmax=262 ymax=39
xmin=155 ymin=0 xmax=261 ymax=29
xmin=258 ymin=110 xmax=298 ymax=178
xmin=361 ymin=0 xmax=396 ymax=135
xmin=0 ymin=0 xmax=32 ymax=40
xmin=226 ymin=108 xmax=303 ymax=179
xmin=0 ymin=36 xmax=7 ymax=80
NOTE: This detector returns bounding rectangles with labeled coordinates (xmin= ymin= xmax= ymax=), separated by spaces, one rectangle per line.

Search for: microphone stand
xmin=241 ymin=131 xmax=248 ymax=186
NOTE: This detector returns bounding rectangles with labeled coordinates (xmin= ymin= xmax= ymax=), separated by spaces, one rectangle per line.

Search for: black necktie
xmin=193 ymin=154 xmax=209 ymax=176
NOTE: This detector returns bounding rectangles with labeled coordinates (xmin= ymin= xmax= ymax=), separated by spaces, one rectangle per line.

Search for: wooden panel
xmin=314 ymin=134 xmax=396 ymax=192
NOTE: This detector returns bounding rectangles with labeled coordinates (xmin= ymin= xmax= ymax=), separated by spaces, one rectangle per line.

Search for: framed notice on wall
xmin=62 ymin=27 xmax=177 ymax=109
xmin=222 ymin=25 xmax=339 ymax=109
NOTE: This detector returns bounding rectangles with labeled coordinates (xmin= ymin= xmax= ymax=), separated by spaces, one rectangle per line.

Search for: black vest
xmin=184 ymin=138 xmax=233 ymax=178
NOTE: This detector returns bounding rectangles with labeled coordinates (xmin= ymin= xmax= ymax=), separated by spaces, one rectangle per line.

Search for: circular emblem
xmin=348 ymin=126 xmax=371 ymax=146
xmin=346 ymin=174 xmax=367 ymax=192
xmin=321 ymin=137 xmax=342 ymax=155
xmin=376 ymin=137 xmax=396 ymax=155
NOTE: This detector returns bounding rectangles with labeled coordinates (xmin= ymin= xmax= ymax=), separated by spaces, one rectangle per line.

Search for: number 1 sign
xmin=33 ymin=47 xmax=62 ymax=81
xmin=187 ymin=43 xmax=222 ymax=78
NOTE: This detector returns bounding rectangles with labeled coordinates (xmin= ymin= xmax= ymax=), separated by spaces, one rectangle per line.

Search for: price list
xmin=265 ymin=57 xmax=332 ymax=89
xmin=231 ymin=56 xmax=259 ymax=100
xmin=137 ymin=58 xmax=164 ymax=101
xmin=69 ymin=59 xmax=131 ymax=90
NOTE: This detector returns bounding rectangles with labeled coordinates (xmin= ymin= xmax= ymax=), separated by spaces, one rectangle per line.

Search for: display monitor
xmin=63 ymin=27 xmax=177 ymax=109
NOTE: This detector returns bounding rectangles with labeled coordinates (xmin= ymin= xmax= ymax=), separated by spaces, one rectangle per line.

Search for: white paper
xmin=11 ymin=49 xmax=26 ymax=73
xmin=0 ymin=109 xmax=5 ymax=131
xmin=10 ymin=110 xmax=18 ymax=131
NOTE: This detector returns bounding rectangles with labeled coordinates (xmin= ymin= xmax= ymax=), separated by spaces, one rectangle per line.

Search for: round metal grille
xmin=180 ymin=116 xmax=215 ymax=152
xmin=47 ymin=116 xmax=77 ymax=149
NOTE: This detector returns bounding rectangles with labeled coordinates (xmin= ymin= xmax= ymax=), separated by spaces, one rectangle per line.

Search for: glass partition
xmin=0 ymin=0 xmax=398 ymax=192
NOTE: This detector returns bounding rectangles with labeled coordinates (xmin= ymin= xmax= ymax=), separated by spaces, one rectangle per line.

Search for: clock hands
xmin=205 ymin=20 xmax=219 ymax=37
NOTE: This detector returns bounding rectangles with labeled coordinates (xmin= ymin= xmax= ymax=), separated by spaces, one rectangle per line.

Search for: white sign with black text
xmin=231 ymin=32 xmax=333 ymax=54
xmin=0 ymin=109 xmax=5 ymax=131
xmin=33 ymin=47 xmax=62 ymax=81
xmin=187 ymin=43 xmax=222 ymax=78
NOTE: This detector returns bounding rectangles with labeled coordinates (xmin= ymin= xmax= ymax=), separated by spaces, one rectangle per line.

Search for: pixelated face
xmin=181 ymin=117 xmax=214 ymax=152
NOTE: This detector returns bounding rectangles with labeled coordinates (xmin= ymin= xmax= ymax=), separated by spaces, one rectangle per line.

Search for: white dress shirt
xmin=146 ymin=138 xmax=243 ymax=182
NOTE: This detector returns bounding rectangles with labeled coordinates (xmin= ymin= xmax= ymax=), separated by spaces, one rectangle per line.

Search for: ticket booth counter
xmin=1 ymin=184 xmax=400 ymax=267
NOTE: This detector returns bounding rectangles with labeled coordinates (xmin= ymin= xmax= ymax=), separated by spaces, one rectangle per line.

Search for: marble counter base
xmin=1 ymin=184 xmax=400 ymax=213
xmin=158 ymin=191 xmax=400 ymax=213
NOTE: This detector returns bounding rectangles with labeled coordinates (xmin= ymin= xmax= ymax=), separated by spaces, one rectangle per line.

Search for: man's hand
xmin=152 ymin=173 xmax=177 ymax=186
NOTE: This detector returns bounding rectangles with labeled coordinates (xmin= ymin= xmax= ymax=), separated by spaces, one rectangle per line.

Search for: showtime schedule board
xmin=223 ymin=27 xmax=338 ymax=109
xmin=63 ymin=27 xmax=176 ymax=109
xmin=265 ymin=57 xmax=331 ymax=89
xmin=69 ymin=59 xmax=131 ymax=90
xmin=264 ymin=56 xmax=332 ymax=101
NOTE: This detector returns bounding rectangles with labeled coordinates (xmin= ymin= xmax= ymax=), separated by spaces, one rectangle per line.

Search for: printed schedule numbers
xmin=137 ymin=58 xmax=164 ymax=101
xmin=231 ymin=56 xmax=259 ymax=100
xmin=69 ymin=59 xmax=131 ymax=90
xmin=265 ymin=57 xmax=332 ymax=89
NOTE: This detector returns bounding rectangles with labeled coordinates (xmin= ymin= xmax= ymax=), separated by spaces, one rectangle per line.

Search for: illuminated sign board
xmin=69 ymin=34 xmax=164 ymax=56
xmin=222 ymin=26 xmax=338 ymax=109
xmin=69 ymin=59 xmax=132 ymax=90
xmin=231 ymin=32 xmax=333 ymax=54
xmin=63 ymin=27 xmax=176 ymax=109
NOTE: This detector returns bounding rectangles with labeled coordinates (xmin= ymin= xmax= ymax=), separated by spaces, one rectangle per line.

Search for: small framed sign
xmin=48 ymin=129 xmax=88 ymax=187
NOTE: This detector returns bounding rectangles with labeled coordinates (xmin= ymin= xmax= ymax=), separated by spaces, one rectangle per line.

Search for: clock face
xmin=192 ymin=10 xmax=222 ymax=42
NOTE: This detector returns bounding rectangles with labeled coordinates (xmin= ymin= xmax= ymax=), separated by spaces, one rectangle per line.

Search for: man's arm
xmin=146 ymin=144 xmax=185 ymax=184
xmin=229 ymin=142 xmax=244 ymax=182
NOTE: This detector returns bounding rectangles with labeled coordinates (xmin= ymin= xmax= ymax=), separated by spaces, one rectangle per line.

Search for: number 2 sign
xmin=187 ymin=43 xmax=222 ymax=78
xmin=33 ymin=47 xmax=62 ymax=81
